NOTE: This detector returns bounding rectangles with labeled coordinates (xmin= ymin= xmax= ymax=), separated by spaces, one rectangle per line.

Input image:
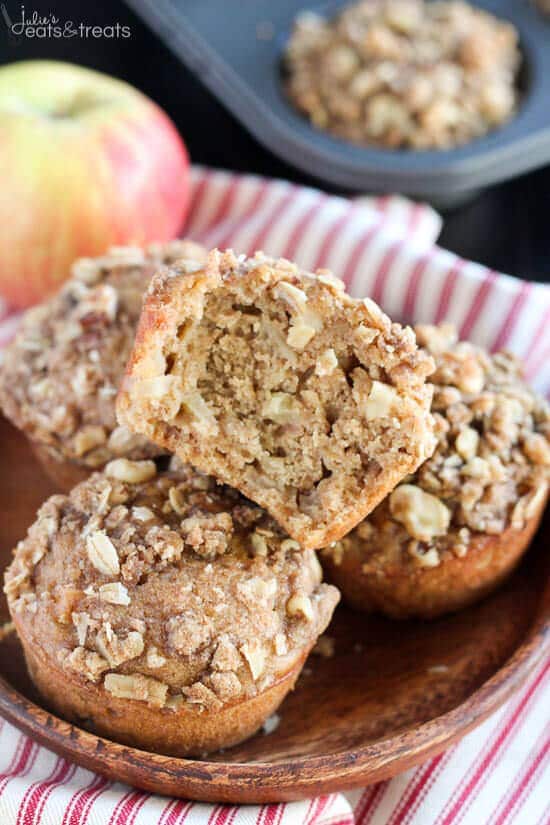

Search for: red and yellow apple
xmin=0 ymin=60 xmax=190 ymax=308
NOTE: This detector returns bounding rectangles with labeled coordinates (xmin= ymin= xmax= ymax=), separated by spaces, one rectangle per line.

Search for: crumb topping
xmin=5 ymin=464 xmax=339 ymax=712
xmin=285 ymin=0 xmax=519 ymax=150
xmin=326 ymin=324 xmax=550 ymax=570
xmin=0 ymin=241 xmax=206 ymax=468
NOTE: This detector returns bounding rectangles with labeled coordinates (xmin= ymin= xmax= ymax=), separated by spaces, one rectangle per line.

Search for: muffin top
xmin=0 ymin=240 xmax=206 ymax=468
xmin=5 ymin=462 xmax=338 ymax=711
xmin=285 ymin=0 xmax=519 ymax=149
xmin=327 ymin=324 xmax=550 ymax=570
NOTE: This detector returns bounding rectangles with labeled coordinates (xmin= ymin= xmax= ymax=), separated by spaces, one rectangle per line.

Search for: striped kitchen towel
xmin=0 ymin=166 xmax=548 ymax=824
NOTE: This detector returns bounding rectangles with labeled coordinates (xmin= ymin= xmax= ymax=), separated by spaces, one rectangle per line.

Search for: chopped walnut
xmin=104 ymin=673 xmax=168 ymax=707
xmin=73 ymin=425 xmax=107 ymax=457
xmin=390 ymin=484 xmax=450 ymax=541
xmin=105 ymin=459 xmax=157 ymax=484
xmin=95 ymin=623 xmax=144 ymax=667
xmin=168 ymin=485 xmax=187 ymax=515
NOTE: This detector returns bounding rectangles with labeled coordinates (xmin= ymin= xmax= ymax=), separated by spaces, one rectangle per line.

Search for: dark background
xmin=1 ymin=0 xmax=548 ymax=283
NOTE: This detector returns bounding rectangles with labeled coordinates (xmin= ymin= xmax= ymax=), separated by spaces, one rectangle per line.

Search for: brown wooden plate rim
xmin=0 ymin=578 xmax=548 ymax=802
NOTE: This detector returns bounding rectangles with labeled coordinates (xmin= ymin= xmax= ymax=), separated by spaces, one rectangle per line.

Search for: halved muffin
xmin=322 ymin=325 xmax=549 ymax=618
xmin=117 ymin=249 xmax=436 ymax=550
xmin=0 ymin=240 xmax=206 ymax=491
xmin=5 ymin=461 xmax=339 ymax=756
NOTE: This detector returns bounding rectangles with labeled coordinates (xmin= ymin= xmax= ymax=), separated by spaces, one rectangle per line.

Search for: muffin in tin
xmin=4 ymin=460 xmax=339 ymax=756
xmin=285 ymin=0 xmax=520 ymax=150
xmin=322 ymin=324 xmax=549 ymax=618
xmin=0 ymin=240 xmax=206 ymax=491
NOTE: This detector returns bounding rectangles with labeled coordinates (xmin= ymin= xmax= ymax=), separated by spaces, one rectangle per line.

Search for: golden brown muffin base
xmin=19 ymin=626 xmax=309 ymax=757
xmin=322 ymin=494 xmax=547 ymax=619
xmin=29 ymin=441 xmax=92 ymax=492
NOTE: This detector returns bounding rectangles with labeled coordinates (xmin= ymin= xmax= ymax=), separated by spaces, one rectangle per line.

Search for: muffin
xmin=4 ymin=460 xmax=339 ymax=756
xmin=322 ymin=324 xmax=549 ymax=618
xmin=116 ymin=249 xmax=436 ymax=551
xmin=285 ymin=0 xmax=520 ymax=150
xmin=0 ymin=240 xmax=206 ymax=491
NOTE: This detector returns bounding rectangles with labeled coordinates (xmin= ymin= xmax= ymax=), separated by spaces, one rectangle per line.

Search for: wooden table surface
xmin=1 ymin=0 xmax=548 ymax=285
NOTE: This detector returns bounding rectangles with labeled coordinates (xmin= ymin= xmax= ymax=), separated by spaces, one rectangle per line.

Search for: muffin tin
xmin=126 ymin=0 xmax=550 ymax=205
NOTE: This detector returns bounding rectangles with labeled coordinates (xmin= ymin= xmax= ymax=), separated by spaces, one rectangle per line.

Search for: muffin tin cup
xmin=126 ymin=0 xmax=550 ymax=207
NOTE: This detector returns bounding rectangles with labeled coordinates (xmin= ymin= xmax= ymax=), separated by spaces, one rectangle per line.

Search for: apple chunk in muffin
xmin=117 ymin=249 xmax=436 ymax=550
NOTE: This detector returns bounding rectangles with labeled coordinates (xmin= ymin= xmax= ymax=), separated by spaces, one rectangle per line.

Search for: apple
xmin=0 ymin=60 xmax=190 ymax=308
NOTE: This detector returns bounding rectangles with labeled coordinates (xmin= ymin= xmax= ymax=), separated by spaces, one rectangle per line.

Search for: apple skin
xmin=0 ymin=60 xmax=190 ymax=308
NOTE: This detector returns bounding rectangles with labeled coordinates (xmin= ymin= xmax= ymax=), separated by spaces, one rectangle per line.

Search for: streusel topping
xmin=0 ymin=240 xmax=206 ymax=468
xmin=285 ymin=0 xmax=519 ymax=149
xmin=5 ymin=463 xmax=338 ymax=711
xmin=326 ymin=324 xmax=549 ymax=571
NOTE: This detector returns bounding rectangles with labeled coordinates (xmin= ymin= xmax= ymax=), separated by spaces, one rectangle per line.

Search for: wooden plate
xmin=0 ymin=416 xmax=548 ymax=804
